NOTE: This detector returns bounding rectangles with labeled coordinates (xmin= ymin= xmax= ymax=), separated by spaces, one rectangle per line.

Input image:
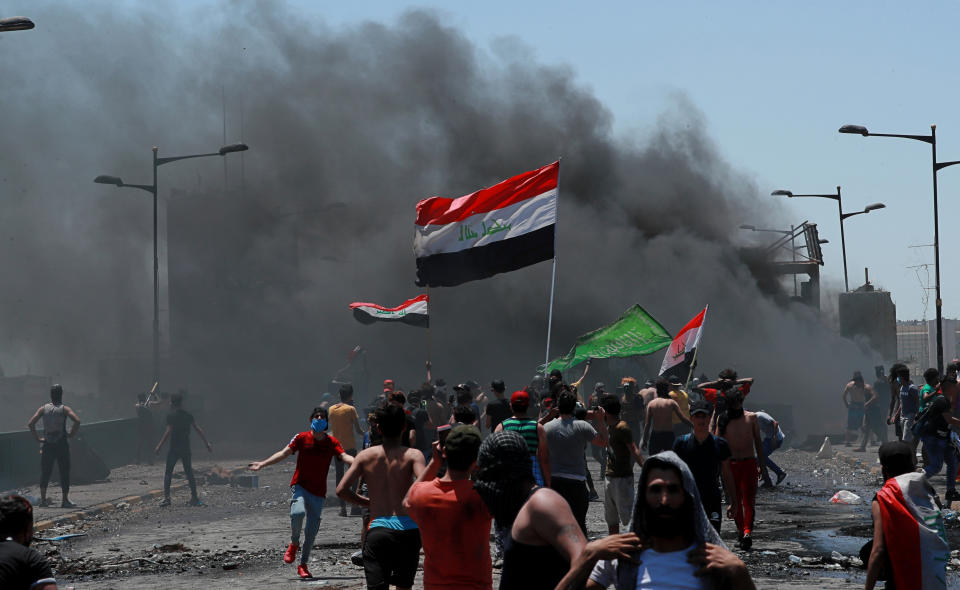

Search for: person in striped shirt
xmin=495 ymin=390 xmax=550 ymax=487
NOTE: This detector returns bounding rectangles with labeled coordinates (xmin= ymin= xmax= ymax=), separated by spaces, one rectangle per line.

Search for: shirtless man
xmin=337 ymin=404 xmax=426 ymax=590
xmin=641 ymin=378 xmax=692 ymax=455
xmin=713 ymin=390 xmax=767 ymax=550
xmin=842 ymin=371 xmax=875 ymax=447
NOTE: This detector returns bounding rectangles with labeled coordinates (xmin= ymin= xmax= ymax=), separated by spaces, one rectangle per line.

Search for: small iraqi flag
xmin=659 ymin=305 xmax=708 ymax=379
xmin=350 ymin=295 xmax=429 ymax=328
xmin=414 ymin=162 xmax=558 ymax=287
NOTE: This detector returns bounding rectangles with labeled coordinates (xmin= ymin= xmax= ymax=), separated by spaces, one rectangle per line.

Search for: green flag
xmin=544 ymin=305 xmax=672 ymax=373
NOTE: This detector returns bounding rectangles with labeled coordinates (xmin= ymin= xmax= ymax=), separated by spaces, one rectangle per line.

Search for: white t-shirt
xmin=588 ymin=543 xmax=711 ymax=589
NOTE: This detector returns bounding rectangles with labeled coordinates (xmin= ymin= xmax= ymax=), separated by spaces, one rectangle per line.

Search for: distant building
xmin=896 ymin=318 xmax=960 ymax=376
xmin=838 ymin=279 xmax=897 ymax=363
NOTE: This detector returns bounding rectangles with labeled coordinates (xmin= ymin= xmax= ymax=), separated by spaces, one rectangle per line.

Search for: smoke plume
xmin=0 ymin=2 xmax=874 ymax=437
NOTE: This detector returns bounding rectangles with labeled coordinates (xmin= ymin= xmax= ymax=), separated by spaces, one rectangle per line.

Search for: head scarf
xmin=473 ymin=431 xmax=534 ymax=528
xmin=612 ymin=451 xmax=725 ymax=589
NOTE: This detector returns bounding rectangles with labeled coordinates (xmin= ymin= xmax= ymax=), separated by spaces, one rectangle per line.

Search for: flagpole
xmin=426 ymin=286 xmax=432 ymax=382
xmin=544 ymin=159 xmax=561 ymax=374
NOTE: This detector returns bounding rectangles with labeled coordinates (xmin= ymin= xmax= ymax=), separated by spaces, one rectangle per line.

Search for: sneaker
xmin=776 ymin=472 xmax=787 ymax=486
xmin=159 ymin=497 xmax=171 ymax=507
xmin=297 ymin=564 xmax=312 ymax=579
xmin=60 ymin=500 xmax=76 ymax=509
xmin=740 ymin=533 xmax=752 ymax=551
xmin=350 ymin=550 xmax=364 ymax=567
xmin=38 ymin=498 xmax=53 ymax=507
xmin=759 ymin=481 xmax=774 ymax=489
xmin=588 ymin=490 xmax=601 ymax=502
xmin=339 ymin=507 xmax=348 ymax=517
xmin=283 ymin=543 xmax=299 ymax=564
xmin=946 ymin=490 xmax=960 ymax=503
xmin=188 ymin=497 xmax=205 ymax=506
xmin=855 ymin=447 xmax=866 ymax=452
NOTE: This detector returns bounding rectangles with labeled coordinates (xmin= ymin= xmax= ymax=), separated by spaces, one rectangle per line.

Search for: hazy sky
xmin=280 ymin=0 xmax=960 ymax=322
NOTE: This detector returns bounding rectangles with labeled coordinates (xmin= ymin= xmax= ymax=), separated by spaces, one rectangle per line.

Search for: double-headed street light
xmin=839 ymin=123 xmax=960 ymax=372
xmin=771 ymin=187 xmax=885 ymax=293
xmin=95 ymin=142 xmax=249 ymax=385
xmin=0 ymin=16 xmax=34 ymax=31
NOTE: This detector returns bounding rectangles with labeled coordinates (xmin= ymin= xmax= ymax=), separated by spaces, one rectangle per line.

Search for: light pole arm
xmin=786 ymin=193 xmax=841 ymax=201
xmin=865 ymin=132 xmax=934 ymax=144
xmin=156 ymin=152 xmax=222 ymax=166
xmin=935 ymin=160 xmax=960 ymax=172
xmin=118 ymin=183 xmax=156 ymax=194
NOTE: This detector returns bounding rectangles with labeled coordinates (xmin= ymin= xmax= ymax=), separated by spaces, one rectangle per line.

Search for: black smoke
xmin=0 ymin=3 xmax=874 ymax=437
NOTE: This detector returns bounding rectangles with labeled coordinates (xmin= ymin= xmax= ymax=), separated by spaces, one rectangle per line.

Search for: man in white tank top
xmin=27 ymin=384 xmax=81 ymax=507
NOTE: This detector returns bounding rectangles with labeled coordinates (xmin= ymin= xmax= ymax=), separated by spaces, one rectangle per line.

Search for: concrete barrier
xmin=0 ymin=418 xmax=139 ymax=490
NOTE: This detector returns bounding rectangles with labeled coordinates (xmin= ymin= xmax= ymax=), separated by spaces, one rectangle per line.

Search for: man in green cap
xmin=404 ymin=425 xmax=492 ymax=590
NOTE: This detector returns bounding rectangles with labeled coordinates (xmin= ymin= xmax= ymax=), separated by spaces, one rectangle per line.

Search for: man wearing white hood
xmin=558 ymin=451 xmax=755 ymax=590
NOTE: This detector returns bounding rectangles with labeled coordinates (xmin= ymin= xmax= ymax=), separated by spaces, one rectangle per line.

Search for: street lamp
xmin=0 ymin=16 xmax=34 ymax=31
xmin=839 ymin=123 xmax=960 ymax=372
xmin=771 ymin=187 xmax=886 ymax=293
xmin=95 ymin=143 xmax=249 ymax=385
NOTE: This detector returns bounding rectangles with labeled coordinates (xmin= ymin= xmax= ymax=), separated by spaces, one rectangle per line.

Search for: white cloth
xmin=589 ymin=543 xmax=711 ymax=589
xmin=755 ymin=411 xmax=776 ymax=440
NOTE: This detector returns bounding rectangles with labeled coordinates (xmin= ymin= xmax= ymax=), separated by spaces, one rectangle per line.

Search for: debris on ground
xmin=829 ymin=490 xmax=861 ymax=504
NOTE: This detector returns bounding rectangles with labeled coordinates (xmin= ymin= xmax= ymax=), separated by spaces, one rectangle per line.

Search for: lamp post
xmin=771 ymin=187 xmax=885 ymax=293
xmin=839 ymin=123 xmax=960 ymax=372
xmin=95 ymin=143 xmax=249 ymax=385
xmin=0 ymin=16 xmax=34 ymax=31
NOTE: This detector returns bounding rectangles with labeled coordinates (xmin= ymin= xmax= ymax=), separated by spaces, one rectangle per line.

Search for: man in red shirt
xmin=404 ymin=425 xmax=491 ymax=590
xmin=248 ymin=406 xmax=353 ymax=579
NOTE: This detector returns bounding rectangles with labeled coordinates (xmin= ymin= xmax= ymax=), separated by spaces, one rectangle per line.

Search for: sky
xmin=290 ymin=0 xmax=960 ymax=322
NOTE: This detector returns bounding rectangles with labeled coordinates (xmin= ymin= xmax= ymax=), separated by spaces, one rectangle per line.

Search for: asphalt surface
xmin=11 ymin=443 xmax=960 ymax=589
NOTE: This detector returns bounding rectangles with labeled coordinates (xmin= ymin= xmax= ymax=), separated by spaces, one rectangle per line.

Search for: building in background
xmin=896 ymin=318 xmax=960 ymax=376
xmin=838 ymin=275 xmax=897 ymax=364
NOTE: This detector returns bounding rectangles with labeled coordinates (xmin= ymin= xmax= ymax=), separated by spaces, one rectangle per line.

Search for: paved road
xmin=14 ymin=444 xmax=960 ymax=589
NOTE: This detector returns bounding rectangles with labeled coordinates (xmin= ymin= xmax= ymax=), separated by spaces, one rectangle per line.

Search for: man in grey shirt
xmin=544 ymin=391 xmax=608 ymax=535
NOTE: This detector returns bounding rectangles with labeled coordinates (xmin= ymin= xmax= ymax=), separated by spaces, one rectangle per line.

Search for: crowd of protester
xmin=8 ymin=360 xmax=960 ymax=589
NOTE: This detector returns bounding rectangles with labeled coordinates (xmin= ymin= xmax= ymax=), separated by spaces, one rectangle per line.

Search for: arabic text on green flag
xmin=544 ymin=305 xmax=672 ymax=372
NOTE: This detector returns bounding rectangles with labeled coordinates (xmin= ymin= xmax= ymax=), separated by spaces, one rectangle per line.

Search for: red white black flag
xmin=659 ymin=306 xmax=708 ymax=379
xmin=414 ymin=162 xmax=558 ymax=287
xmin=350 ymin=295 xmax=429 ymax=328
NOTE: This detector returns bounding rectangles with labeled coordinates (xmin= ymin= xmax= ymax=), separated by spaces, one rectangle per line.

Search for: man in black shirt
xmin=0 ymin=495 xmax=57 ymax=590
xmin=919 ymin=373 xmax=960 ymax=502
xmin=155 ymin=393 xmax=212 ymax=506
xmin=484 ymin=379 xmax=512 ymax=432
xmin=673 ymin=399 xmax=737 ymax=533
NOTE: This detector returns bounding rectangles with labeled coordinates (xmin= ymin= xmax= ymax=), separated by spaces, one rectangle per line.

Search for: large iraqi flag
xmin=877 ymin=471 xmax=949 ymax=589
xmin=659 ymin=306 xmax=708 ymax=379
xmin=414 ymin=162 xmax=558 ymax=287
xmin=350 ymin=295 xmax=429 ymax=328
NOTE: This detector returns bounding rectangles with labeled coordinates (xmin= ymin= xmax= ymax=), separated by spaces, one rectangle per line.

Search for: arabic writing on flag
xmin=414 ymin=162 xmax=558 ymax=287
xmin=349 ymin=295 xmax=429 ymax=328
xmin=544 ymin=305 xmax=671 ymax=373
xmin=659 ymin=305 xmax=708 ymax=379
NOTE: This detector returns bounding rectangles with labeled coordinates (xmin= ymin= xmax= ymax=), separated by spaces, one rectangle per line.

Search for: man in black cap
xmin=673 ymin=399 xmax=737 ymax=533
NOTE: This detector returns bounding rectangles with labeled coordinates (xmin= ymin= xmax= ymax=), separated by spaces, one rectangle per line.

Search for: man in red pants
xmin=713 ymin=390 xmax=766 ymax=550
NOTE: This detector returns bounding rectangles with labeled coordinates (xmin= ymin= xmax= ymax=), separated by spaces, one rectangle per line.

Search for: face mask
xmin=311 ymin=418 xmax=327 ymax=433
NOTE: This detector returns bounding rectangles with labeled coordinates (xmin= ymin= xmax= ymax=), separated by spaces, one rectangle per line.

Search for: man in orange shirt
xmin=328 ymin=384 xmax=365 ymax=517
xmin=404 ymin=425 xmax=491 ymax=590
